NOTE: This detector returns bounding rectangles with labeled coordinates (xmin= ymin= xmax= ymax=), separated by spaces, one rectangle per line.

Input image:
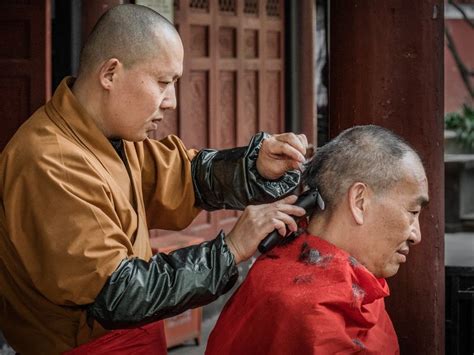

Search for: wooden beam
xmin=329 ymin=1 xmax=445 ymax=353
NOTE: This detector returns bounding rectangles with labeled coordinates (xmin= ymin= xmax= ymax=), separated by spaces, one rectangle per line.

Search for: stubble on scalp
xmin=78 ymin=4 xmax=179 ymax=76
xmin=302 ymin=125 xmax=424 ymax=212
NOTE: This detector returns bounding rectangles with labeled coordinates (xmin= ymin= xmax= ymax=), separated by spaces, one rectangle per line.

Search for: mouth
xmin=396 ymin=248 xmax=409 ymax=263
xmin=149 ymin=118 xmax=162 ymax=131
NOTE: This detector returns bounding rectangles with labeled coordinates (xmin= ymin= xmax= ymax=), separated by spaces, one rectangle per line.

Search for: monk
xmin=0 ymin=5 xmax=308 ymax=354
xmin=206 ymin=125 xmax=429 ymax=354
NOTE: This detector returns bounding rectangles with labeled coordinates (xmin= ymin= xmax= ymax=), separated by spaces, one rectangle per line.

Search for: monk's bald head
xmin=78 ymin=4 xmax=180 ymax=76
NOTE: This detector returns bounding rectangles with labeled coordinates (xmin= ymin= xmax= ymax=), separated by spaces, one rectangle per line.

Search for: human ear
xmin=99 ymin=58 xmax=120 ymax=89
xmin=348 ymin=182 xmax=367 ymax=225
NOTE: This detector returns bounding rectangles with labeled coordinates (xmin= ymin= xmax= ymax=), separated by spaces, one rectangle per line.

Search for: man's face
xmin=357 ymin=155 xmax=429 ymax=278
xmin=103 ymin=34 xmax=184 ymax=141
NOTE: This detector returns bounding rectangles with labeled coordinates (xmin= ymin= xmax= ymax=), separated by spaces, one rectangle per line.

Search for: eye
xmin=409 ymin=210 xmax=420 ymax=216
xmin=159 ymin=81 xmax=172 ymax=85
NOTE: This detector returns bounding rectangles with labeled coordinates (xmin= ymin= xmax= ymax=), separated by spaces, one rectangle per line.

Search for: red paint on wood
xmin=330 ymin=1 xmax=445 ymax=353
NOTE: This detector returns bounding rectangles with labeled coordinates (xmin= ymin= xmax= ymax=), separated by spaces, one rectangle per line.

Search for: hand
xmin=256 ymin=133 xmax=308 ymax=180
xmin=225 ymin=195 xmax=306 ymax=264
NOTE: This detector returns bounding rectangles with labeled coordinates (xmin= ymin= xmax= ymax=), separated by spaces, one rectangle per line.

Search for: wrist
xmin=224 ymin=234 xmax=243 ymax=265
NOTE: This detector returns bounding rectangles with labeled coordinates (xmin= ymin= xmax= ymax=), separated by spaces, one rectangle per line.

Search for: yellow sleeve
xmin=1 ymin=141 xmax=128 ymax=305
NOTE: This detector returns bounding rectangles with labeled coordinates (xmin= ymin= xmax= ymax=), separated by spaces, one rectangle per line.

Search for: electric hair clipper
xmin=257 ymin=188 xmax=325 ymax=253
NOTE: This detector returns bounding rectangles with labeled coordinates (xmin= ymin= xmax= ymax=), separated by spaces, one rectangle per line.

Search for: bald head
xmin=78 ymin=4 xmax=180 ymax=76
xmin=302 ymin=125 xmax=425 ymax=212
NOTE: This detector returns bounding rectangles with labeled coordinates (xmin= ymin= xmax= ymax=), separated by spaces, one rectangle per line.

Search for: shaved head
xmin=302 ymin=125 xmax=424 ymax=212
xmin=78 ymin=4 xmax=179 ymax=76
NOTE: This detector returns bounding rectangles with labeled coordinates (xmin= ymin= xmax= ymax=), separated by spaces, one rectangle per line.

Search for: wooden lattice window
xmin=219 ymin=0 xmax=236 ymax=13
xmin=151 ymin=0 xmax=285 ymax=242
xmin=266 ymin=0 xmax=280 ymax=17
xmin=189 ymin=0 xmax=209 ymax=12
xmin=244 ymin=0 xmax=258 ymax=15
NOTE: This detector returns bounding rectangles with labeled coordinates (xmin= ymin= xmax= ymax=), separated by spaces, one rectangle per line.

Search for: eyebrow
xmin=416 ymin=196 xmax=430 ymax=207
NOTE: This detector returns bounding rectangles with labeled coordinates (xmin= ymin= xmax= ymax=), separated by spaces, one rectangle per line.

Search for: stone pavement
xmin=168 ymin=313 xmax=220 ymax=355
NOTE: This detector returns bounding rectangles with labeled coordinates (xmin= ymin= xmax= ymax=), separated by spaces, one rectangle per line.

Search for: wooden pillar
xmin=286 ymin=0 xmax=316 ymax=146
xmin=0 ymin=0 xmax=51 ymax=150
xmin=298 ymin=0 xmax=316 ymax=146
xmin=329 ymin=1 xmax=444 ymax=354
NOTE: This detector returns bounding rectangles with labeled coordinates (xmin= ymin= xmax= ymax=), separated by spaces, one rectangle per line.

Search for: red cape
xmin=63 ymin=321 xmax=166 ymax=355
xmin=206 ymin=233 xmax=399 ymax=354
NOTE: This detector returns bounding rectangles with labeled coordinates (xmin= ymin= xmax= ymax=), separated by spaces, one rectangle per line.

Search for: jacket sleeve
xmin=191 ymin=132 xmax=300 ymax=211
xmin=86 ymin=231 xmax=238 ymax=329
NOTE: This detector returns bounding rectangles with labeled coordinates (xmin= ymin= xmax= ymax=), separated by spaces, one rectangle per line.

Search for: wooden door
xmin=0 ymin=0 xmax=51 ymax=151
xmin=150 ymin=0 xmax=285 ymax=242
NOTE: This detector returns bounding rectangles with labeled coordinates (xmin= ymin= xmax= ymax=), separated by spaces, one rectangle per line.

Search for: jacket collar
xmin=45 ymin=77 xmax=135 ymax=206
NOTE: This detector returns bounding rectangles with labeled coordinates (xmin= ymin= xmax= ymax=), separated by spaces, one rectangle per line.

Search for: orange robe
xmin=206 ymin=232 xmax=400 ymax=355
xmin=0 ymin=77 xmax=200 ymax=354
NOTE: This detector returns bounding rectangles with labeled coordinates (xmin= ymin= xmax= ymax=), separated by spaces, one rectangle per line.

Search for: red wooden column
xmin=0 ymin=0 xmax=51 ymax=151
xmin=329 ymin=1 xmax=444 ymax=354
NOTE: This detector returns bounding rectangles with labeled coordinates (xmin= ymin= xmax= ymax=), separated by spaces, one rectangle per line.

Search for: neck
xmin=71 ymin=76 xmax=110 ymax=137
xmin=306 ymin=207 xmax=355 ymax=252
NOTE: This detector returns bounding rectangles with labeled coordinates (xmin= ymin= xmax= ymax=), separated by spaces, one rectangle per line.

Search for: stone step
xmin=461 ymin=212 xmax=474 ymax=221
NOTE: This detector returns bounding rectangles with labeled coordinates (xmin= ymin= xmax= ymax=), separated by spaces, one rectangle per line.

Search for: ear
xmin=98 ymin=58 xmax=121 ymax=90
xmin=348 ymin=182 xmax=368 ymax=225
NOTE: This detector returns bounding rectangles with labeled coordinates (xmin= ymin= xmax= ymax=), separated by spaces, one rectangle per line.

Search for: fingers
xmin=226 ymin=195 xmax=307 ymax=263
xmin=256 ymin=132 xmax=309 ymax=179
xmin=249 ymin=197 xmax=306 ymax=235
xmin=271 ymin=133 xmax=308 ymax=161
xmin=272 ymin=211 xmax=298 ymax=234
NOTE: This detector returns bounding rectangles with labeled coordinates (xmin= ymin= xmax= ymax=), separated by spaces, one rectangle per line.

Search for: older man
xmin=0 ymin=4 xmax=307 ymax=354
xmin=206 ymin=125 xmax=429 ymax=354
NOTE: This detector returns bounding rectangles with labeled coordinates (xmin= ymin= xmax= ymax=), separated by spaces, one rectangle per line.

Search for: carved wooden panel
xmin=190 ymin=25 xmax=209 ymax=57
xmin=267 ymin=30 xmax=281 ymax=58
xmin=219 ymin=27 xmax=236 ymax=58
xmin=217 ymin=71 xmax=238 ymax=224
xmin=244 ymin=29 xmax=258 ymax=58
xmin=0 ymin=0 xmax=51 ymax=151
xmin=0 ymin=77 xmax=29 ymax=149
xmin=218 ymin=71 xmax=236 ymax=148
xmin=153 ymin=0 xmax=285 ymax=240
xmin=239 ymin=71 xmax=258 ymax=145
xmin=182 ymin=71 xmax=209 ymax=149
xmin=0 ymin=20 xmax=30 ymax=59
xmin=264 ymin=71 xmax=281 ymax=134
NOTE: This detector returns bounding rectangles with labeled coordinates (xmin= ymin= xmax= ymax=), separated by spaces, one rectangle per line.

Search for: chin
xmin=380 ymin=265 xmax=400 ymax=279
xmin=123 ymin=134 xmax=148 ymax=142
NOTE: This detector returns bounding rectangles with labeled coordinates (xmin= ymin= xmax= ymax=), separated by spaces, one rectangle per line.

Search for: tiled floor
xmin=168 ymin=313 xmax=219 ymax=355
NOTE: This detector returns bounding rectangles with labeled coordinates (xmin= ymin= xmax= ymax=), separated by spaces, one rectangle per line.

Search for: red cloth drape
xmin=206 ymin=232 xmax=400 ymax=355
xmin=64 ymin=320 xmax=167 ymax=355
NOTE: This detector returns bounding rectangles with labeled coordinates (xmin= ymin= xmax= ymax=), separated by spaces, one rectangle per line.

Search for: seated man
xmin=206 ymin=125 xmax=429 ymax=354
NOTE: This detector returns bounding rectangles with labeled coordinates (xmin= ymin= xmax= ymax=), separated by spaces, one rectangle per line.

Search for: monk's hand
xmin=225 ymin=195 xmax=306 ymax=264
xmin=256 ymin=133 xmax=308 ymax=180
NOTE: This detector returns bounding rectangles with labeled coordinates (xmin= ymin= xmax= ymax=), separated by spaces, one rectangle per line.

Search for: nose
xmin=408 ymin=218 xmax=422 ymax=245
xmin=160 ymin=83 xmax=177 ymax=110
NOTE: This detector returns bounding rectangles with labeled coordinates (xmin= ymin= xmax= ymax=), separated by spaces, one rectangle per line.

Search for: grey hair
xmin=302 ymin=125 xmax=422 ymax=211
xmin=78 ymin=4 xmax=178 ymax=75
